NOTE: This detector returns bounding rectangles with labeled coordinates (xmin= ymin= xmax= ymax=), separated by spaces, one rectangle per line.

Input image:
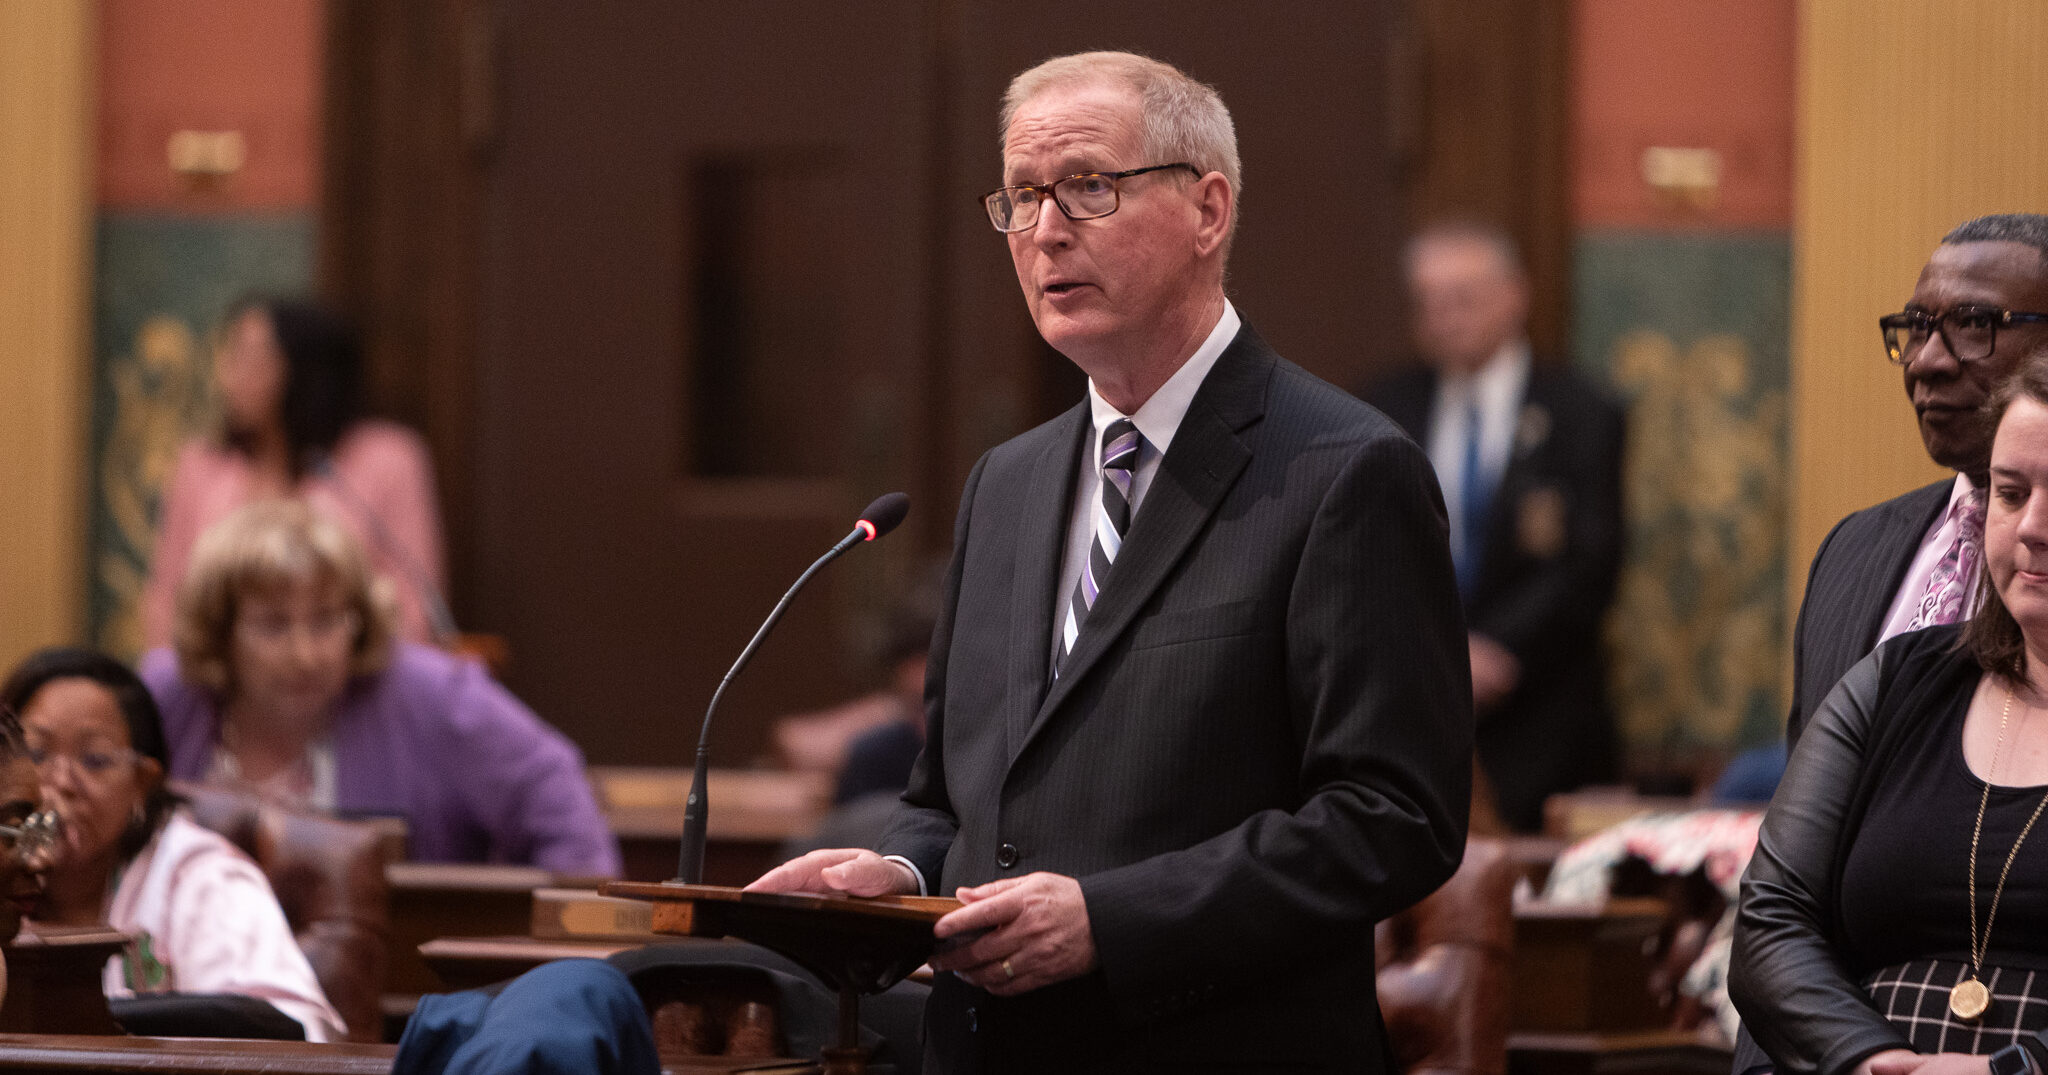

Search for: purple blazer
xmin=141 ymin=643 xmax=622 ymax=877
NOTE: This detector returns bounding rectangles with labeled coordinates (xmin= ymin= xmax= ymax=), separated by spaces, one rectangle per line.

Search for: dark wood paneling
xmin=320 ymin=0 xmax=486 ymax=617
xmin=467 ymin=3 xmax=936 ymax=766
xmin=322 ymin=2 xmax=1568 ymax=768
xmin=1401 ymin=0 xmax=1575 ymax=361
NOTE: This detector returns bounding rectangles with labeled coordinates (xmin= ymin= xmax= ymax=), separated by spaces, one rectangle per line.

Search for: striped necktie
xmin=1059 ymin=418 xmax=1141 ymax=672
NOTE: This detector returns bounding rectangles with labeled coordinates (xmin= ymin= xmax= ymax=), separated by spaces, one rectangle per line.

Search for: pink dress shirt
xmin=142 ymin=420 xmax=446 ymax=647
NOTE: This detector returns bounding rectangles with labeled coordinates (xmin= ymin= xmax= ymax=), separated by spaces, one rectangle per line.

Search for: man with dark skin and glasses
xmin=1786 ymin=213 xmax=2048 ymax=751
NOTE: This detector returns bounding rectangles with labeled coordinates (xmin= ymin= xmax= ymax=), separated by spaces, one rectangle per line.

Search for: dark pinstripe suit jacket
xmin=878 ymin=324 xmax=1473 ymax=1072
xmin=1784 ymin=478 xmax=1952 ymax=748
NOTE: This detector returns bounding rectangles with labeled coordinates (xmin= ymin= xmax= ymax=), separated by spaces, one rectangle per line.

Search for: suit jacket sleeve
xmin=1078 ymin=430 xmax=1472 ymax=1008
xmin=1787 ymin=512 xmax=1856 ymax=749
xmin=1467 ymin=383 xmax=1626 ymax=668
xmin=1729 ymin=647 xmax=1910 ymax=1075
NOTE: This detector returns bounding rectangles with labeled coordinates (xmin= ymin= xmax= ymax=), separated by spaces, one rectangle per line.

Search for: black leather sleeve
xmin=1730 ymin=648 xmax=1914 ymax=1075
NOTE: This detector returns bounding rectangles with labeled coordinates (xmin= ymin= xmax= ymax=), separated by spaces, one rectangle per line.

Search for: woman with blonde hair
xmin=140 ymin=500 xmax=619 ymax=875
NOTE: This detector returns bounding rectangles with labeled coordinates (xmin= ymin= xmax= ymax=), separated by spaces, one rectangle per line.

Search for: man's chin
xmin=1920 ymin=436 xmax=1988 ymax=476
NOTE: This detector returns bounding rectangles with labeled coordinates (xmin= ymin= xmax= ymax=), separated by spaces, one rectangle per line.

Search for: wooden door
xmin=466 ymin=2 xmax=941 ymax=765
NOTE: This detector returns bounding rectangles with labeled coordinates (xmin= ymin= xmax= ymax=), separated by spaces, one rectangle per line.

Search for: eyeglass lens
xmin=1885 ymin=309 xmax=2002 ymax=363
xmin=987 ymin=174 xmax=1122 ymax=232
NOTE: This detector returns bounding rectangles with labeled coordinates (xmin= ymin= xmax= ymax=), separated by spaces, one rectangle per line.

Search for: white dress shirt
xmin=1424 ymin=341 xmax=1530 ymax=571
xmin=1050 ymin=300 xmax=1242 ymax=665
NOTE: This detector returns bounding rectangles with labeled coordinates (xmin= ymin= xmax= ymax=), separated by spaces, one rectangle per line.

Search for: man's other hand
xmin=744 ymin=848 xmax=918 ymax=897
xmin=1469 ymin=631 xmax=1522 ymax=713
xmin=929 ymin=872 xmax=1096 ymax=996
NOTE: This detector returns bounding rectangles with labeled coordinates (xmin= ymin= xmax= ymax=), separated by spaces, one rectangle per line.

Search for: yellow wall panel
xmin=0 ymin=1 xmax=93 ymax=669
xmin=1794 ymin=0 xmax=2048 ymax=585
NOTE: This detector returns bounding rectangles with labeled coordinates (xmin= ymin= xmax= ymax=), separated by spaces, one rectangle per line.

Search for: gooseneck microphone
xmin=675 ymin=492 xmax=910 ymax=883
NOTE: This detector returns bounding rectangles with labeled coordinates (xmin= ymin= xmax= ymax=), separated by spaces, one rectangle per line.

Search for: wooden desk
xmin=0 ymin=1034 xmax=809 ymax=1074
xmin=592 ymin=767 xmax=830 ymax=885
xmin=1542 ymin=789 xmax=1698 ymax=843
xmin=384 ymin=862 xmax=558 ymax=1000
xmin=1512 ymin=898 xmax=1671 ymax=1033
xmin=0 ymin=928 xmax=126 ymax=1035
xmin=417 ymin=935 xmax=654 ymax=992
xmin=1509 ymin=1028 xmax=1733 ymax=1075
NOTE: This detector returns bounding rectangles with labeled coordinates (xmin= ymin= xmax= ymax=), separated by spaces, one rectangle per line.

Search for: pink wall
xmin=1573 ymin=0 xmax=1794 ymax=230
xmin=98 ymin=0 xmax=322 ymax=211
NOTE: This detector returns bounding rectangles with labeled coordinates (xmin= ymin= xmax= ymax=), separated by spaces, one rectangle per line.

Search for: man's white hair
xmin=1001 ymin=51 xmax=1241 ymax=214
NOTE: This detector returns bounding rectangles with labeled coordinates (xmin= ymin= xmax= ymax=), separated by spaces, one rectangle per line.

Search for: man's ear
xmin=1191 ymin=172 xmax=1233 ymax=258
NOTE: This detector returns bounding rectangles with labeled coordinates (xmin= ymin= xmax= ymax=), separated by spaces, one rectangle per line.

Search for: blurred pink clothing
xmin=142 ymin=420 xmax=446 ymax=647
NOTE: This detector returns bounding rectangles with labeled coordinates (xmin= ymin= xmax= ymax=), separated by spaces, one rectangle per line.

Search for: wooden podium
xmin=602 ymin=882 xmax=958 ymax=1074
xmin=0 ymin=927 xmax=127 ymax=1035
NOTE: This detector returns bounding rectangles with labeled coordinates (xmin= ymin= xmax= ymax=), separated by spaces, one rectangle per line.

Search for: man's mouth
xmin=1045 ymin=281 xmax=1086 ymax=295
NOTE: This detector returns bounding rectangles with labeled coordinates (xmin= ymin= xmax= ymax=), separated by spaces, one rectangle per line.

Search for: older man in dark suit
xmin=1786 ymin=213 xmax=2048 ymax=749
xmin=1366 ymin=222 xmax=1626 ymax=832
xmin=752 ymin=50 xmax=1472 ymax=1073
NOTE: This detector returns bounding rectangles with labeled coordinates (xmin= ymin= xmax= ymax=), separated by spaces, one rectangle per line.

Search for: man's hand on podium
xmin=745 ymin=848 xmax=919 ymax=897
xmin=929 ymin=872 xmax=1097 ymax=997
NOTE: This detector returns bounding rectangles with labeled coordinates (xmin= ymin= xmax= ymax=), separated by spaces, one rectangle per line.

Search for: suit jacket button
xmin=996 ymin=843 xmax=1019 ymax=869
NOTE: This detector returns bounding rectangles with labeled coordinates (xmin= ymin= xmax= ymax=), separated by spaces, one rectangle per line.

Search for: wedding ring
xmin=1001 ymin=959 xmax=1015 ymax=981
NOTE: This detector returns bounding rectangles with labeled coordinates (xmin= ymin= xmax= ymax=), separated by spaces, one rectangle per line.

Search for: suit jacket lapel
xmin=1023 ymin=327 xmax=1269 ymax=751
xmin=1004 ymin=403 xmax=1087 ymax=758
xmin=1479 ymin=369 xmax=1554 ymax=570
xmin=1855 ymin=479 xmax=1954 ymax=651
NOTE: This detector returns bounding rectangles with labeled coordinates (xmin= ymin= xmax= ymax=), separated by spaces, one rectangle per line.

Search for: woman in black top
xmin=1734 ymin=359 xmax=2048 ymax=1075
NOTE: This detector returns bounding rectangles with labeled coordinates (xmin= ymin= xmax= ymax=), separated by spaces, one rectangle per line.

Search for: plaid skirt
xmin=1864 ymin=959 xmax=2048 ymax=1054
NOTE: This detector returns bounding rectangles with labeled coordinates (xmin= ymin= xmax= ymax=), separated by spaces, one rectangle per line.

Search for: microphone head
xmin=856 ymin=492 xmax=910 ymax=541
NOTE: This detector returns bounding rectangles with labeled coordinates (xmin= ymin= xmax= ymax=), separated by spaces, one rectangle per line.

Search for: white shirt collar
xmin=1443 ymin=339 xmax=1531 ymax=415
xmin=1085 ymin=300 xmax=1241 ymax=452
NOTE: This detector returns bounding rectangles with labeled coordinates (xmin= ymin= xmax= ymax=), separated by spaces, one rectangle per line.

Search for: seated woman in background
xmin=1 ymin=648 xmax=344 ymax=1041
xmin=142 ymin=295 xmax=447 ymax=649
xmin=1733 ymin=360 xmax=2048 ymax=1075
xmin=142 ymin=499 xmax=620 ymax=876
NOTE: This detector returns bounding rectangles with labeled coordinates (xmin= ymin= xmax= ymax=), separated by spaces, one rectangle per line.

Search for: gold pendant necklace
xmin=1954 ymin=685 xmax=2048 ymax=1021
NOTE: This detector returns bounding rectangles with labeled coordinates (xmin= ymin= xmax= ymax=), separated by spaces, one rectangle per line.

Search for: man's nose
xmin=1031 ymin=198 xmax=1078 ymax=246
xmin=1906 ymin=328 xmax=1963 ymax=377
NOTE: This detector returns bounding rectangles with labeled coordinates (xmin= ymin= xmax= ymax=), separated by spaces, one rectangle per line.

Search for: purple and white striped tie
xmin=1059 ymin=418 xmax=1141 ymax=672
xmin=1907 ymin=488 xmax=1987 ymax=630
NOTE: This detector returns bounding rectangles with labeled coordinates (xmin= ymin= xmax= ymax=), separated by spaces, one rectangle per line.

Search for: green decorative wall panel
xmin=1575 ymin=231 xmax=1791 ymax=759
xmin=89 ymin=212 xmax=313 ymax=656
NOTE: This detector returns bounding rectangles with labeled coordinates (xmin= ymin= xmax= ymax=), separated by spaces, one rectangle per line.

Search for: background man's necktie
xmin=1456 ymin=399 xmax=1492 ymax=597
